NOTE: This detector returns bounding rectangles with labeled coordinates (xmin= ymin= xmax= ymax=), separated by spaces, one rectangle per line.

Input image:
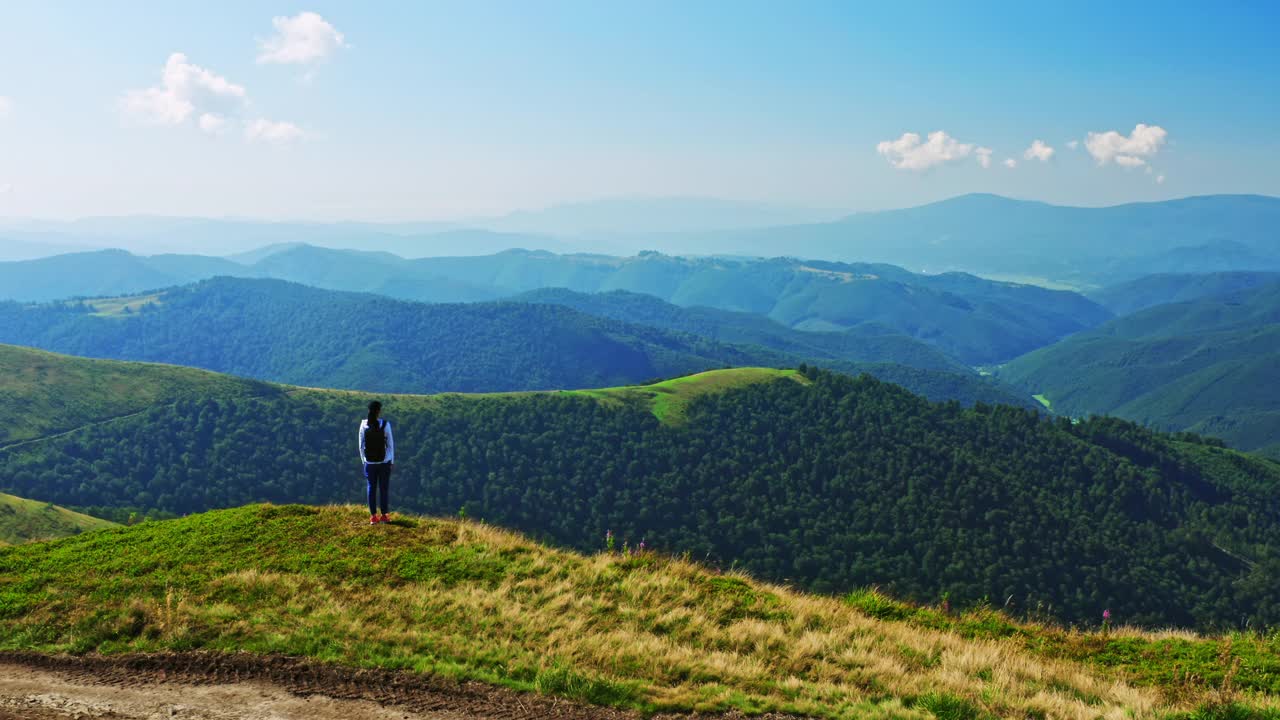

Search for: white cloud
xmin=1066 ymin=140 xmax=1079 ymax=150
xmin=1023 ymin=139 xmax=1054 ymax=162
xmin=0 ymin=96 xmax=11 ymax=118
xmin=975 ymin=147 xmax=993 ymax=169
xmin=257 ymin=12 xmax=346 ymax=65
xmin=1156 ymin=174 xmax=1166 ymax=184
xmin=876 ymin=131 xmax=975 ymax=170
xmin=0 ymin=183 xmax=11 ymax=195
xmin=120 ymin=53 xmax=246 ymax=126
xmin=1084 ymin=123 xmax=1168 ymax=166
xmin=1003 ymin=158 xmax=1017 ymax=169
xmin=198 ymin=113 xmax=229 ymax=134
xmin=245 ymin=118 xmax=306 ymax=144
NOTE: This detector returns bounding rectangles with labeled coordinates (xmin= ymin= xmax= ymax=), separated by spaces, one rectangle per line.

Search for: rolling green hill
xmin=1 ymin=503 xmax=1276 ymax=719
xmin=0 ymin=492 xmax=116 ymax=546
xmin=0 ymin=278 xmax=791 ymax=394
xmin=0 ymin=278 xmax=1034 ymax=407
xmin=0 ymin=246 xmax=1112 ymax=365
xmin=998 ymin=282 xmax=1280 ymax=456
xmin=2 ymin=352 xmax=1278 ymax=629
xmin=0 ymin=343 xmax=278 ymax=446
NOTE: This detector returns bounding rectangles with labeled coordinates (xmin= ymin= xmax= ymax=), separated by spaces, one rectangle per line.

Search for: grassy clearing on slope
xmin=0 ymin=493 xmax=116 ymax=546
xmin=568 ymin=367 xmax=805 ymax=424
xmin=1032 ymin=394 xmax=1052 ymax=411
xmin=86 ymin=293 xmax=164 ymax=317
xmin=1 ymin=504 xmax=1274 ymax=720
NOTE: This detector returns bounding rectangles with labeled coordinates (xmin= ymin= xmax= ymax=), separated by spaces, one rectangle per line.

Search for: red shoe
xmin=370 ymin=515 xmax=379 ymax=525
xmin=379 ymin=513 xmax=391 ymax=524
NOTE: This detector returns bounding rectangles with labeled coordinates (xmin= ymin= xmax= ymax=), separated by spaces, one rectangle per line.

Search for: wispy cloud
xmin=245 ymin=118 xmax=307 ymax=144
xmin=1066 ymin=140 xmax=1079 ymax=150
xmin=1085 ymin=123 xmax=1167 ymax=167
xmin=1003 ymin=158 xmax=1017 ymax=169
xmin=0 ymin=96 xmax=11 ymax=118
xmin=876 ymin=131 xmax=976 ymax=170
xmin=257 ymin=12 xmax=347 ymax=66
xmin=975 ymin=147 xmax=993 ymax=169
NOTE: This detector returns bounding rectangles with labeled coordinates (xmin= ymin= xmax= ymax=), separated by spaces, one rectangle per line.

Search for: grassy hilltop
xmin=1 ymin=504 xmax=1279 ymax=719
xmin=0 ymin=492 xmax=115 ymax=546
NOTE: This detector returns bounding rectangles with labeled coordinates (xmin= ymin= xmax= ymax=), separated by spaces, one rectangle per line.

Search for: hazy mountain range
xmin=4 ymin=193 xmax=1277 ymax=287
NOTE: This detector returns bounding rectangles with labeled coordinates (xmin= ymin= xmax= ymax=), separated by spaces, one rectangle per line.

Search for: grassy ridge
xmin=566 ymin=367 xmax=805 ymax=424
xmin=2 ymin=504 xmax=1277 ymax=719
xmin=0 ymin=493 xmax=116 ymax=546
xmin=0 ymin=343 xmax=277 ymax=446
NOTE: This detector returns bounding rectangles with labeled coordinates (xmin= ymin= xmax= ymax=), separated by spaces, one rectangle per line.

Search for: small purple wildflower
xmin=1102 ymin=608 xmax=1111 ymax=621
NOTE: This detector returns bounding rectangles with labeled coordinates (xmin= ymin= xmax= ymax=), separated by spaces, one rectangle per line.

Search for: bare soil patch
xmin=0 ymin=652 xmax=807 ymax=720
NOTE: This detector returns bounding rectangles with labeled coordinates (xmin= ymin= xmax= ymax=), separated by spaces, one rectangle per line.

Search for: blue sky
xmin=0 ymin=1 xmax=1277 ymax=220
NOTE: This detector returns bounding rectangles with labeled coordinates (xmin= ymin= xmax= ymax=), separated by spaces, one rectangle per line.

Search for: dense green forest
xmin=1000 ymin=281 xmax=1280 ymax=457
xmin=0 ymin=279 xmax=1032 ymax=407
xmin=3 ymin=364 xmax=1277 ymax=629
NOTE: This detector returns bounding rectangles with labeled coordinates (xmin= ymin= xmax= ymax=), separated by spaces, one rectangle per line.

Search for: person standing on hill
xmin=359 ymin=400 xmax=395 ymax=525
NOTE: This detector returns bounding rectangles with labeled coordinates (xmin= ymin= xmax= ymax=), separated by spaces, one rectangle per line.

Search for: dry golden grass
xmin=5 ymin=504 xmax=1276 ymax=720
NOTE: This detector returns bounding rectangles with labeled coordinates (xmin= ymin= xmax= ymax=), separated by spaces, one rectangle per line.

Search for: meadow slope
xmin=2 ymin=504 xmax=1279 ymax=720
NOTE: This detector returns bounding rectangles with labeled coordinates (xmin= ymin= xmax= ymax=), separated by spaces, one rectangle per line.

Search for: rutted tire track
xmin=0 ymin=652 xmax=810 ymax=720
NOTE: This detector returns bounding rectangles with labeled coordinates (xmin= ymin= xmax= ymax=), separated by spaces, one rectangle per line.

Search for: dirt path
xmin=0 ymin=652 xmax=806 ymax=720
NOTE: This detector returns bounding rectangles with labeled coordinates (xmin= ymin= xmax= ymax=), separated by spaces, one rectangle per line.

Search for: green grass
xmin=566 ymin=367 xmax=806 ymax=424
xmin=1032 ymin=393 xmax=1052 ymax=411
xmin=298 ymin=366 xmax=804 ymax=426
xmin=1 ymin=504 xmax=1276 ymax=720
xmin=845 ymin=588 xmax=1280 ymax=702
xmin=0 ymin=343 xmax=277 ymax=446
xmin=0 ymin=492 xmax=116 ymax=546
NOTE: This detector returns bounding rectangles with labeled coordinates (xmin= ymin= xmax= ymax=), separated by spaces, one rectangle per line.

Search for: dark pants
xmin=364 ymin=463 xmax=391 ymax=515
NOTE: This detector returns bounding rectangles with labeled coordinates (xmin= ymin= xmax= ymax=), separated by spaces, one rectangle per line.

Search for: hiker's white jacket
xmin=358 ymin=419 xmax=395 ymax=464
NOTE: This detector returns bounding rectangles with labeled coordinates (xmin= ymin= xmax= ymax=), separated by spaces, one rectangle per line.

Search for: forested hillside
xmin=1000 ymin=282 xmax=1280 ymax=457
xmin=3 ymin=359 xmax=1277 ymax=629
xmin=515 ymin=287 xmax=967 ymax=372
xmin=0 ymin=279 xmax=1032 ymax=406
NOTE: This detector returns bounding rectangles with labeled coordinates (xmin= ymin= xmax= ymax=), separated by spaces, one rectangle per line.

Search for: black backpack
xmin=365 ymin=419 xmax=388 ymax=462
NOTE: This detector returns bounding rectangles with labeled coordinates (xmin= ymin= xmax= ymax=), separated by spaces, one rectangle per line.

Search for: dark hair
xmin=367 ymin=400 xmax=382 ymax=426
